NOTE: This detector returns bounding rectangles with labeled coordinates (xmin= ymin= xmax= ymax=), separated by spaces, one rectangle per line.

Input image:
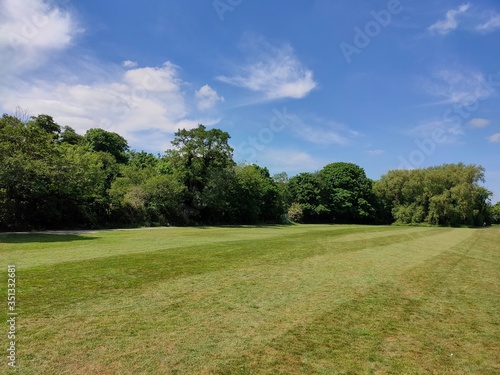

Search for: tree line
xmin=0 ymin=113 xmax=497 ymax=231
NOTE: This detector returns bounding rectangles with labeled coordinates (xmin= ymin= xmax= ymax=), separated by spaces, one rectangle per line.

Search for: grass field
xmin=1 ymin=225 xmax=499 ymax=374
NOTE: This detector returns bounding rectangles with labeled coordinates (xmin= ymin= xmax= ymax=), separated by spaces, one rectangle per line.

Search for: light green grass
xmin=1 ymin=225 xmax=499 ymax=374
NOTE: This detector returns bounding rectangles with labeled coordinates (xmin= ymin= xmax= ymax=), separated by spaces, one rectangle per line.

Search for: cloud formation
xmin=195 ymin=85 xmax=224 ymax=110
xmin=476 ymin=13 xmax=500 ymax=33
xmin=122 ymin=60 xmax=138 ymax=69
xmin=1 ymin=62 xmax=222 ymax=151
xmin=488 ymin=133 xmax=500 ymax=143
xmin=253 ymin=148 xmax=326 ymax=174
xmin=421 ymin=69 xmax=494 ymax=106
xmin=469 ymin=118 xmax=490 ymax=128
xmin=217 ymin=38 xmax=317 ymax=101
xmin=409 ymin=119 xmax=464 ymax=144
xmin=0 ymin=0 xmax=81 ymax=75
xmin=428 ymin=3 xmax=471 ymax=35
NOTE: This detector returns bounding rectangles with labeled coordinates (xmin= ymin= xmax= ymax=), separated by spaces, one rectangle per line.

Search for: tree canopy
xmin=374 ymin=164 xmax=491 ymax=226
xmin=0 ymin=112 xmax=495 ymax=230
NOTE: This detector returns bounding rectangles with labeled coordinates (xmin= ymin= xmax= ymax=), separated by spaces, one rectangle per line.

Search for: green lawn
xmin=1 ymin=225 xmax=499 ymax=374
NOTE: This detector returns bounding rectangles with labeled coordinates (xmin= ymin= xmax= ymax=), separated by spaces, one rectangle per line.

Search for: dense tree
xmin=84 ymin=128 xmax=129 ymax=164
xmin=273 ymin=172 xmax=291 ymax=211
xmin=234 ymin=164 xmax=284 ymax=223
xmin=60 ymin=126 xmax=84 ymax=145
xmin=288 ymin=172 xmax=325 ymax=222
xmin=29 ymin=114 xmax=61 ymax=137
xmin=0 ymin=111 xmax=496 ymax=230
xmin=109 ymin=162 xmax=185 ymax=226
xmin=55 ymin=145 xmax=118 ymax=227
xmin=318 ymin=162 xmax=376 ymax=223
xmin=491 ymin=202 xmax=500 ymax=224
xmin=0 ymin=115 xmax=60 ymax=229
xmin=0 ymin=116 xmax=115 ymax=229
xmin=166 ymin=125 xmax=235 ymax=223
xmin=287 ymin=202 xmax=304 ymax=223
xmin=374 ymin=164 xmax=491 ymax=226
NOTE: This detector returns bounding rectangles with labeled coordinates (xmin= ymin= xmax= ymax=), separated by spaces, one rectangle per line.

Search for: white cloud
xmin=256 ymin=148 xmax=326 ymax=174
xmin=0 ymin=0 xmax=81 ymax=75
xmin=421 ymin=69 xmax=494 ymax=106
xmin=469 ymin=118 xmax=490 ymax=128
xmin=287 ymin=114 xmax=354 ymax=145
xmin=409 ymin=119 xmax=464 ymax=144
xmin=476 ymin=13 xmax=500 ymax=33
xmin=195 ymin=84 xmax=224 ymax=110
xmin=122 ymin=60 xmax=138 ymax=69
xmin=488 ymin=133 xmax=500 ymax=143
xmin=0 ymin=62 xmax=221 ymax=151
xmin=428 ymin=3 xmax=471 ymax=35
xmin=217 ymin=38 xmax=317 ymax=101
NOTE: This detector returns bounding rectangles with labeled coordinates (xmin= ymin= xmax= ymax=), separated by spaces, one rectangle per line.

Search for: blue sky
xmin=1 ymin=0 xmax=499 ymax=201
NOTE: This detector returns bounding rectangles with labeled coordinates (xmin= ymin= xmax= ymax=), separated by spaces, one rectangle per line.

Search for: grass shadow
xmin=191 ymin=223 xmax=296 ymax=229
xmin=0 ymin=233 xmax=98 ymax=244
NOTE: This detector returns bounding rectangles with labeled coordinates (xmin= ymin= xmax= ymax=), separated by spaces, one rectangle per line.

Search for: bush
xmin=288 ymin=203 xmax=304 ymax=223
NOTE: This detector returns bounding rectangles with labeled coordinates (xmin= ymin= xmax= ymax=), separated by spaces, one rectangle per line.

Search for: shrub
xmin=288 ymin=202 xmax=304 ymax=223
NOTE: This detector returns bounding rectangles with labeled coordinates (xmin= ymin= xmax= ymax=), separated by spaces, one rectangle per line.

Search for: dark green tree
xmin=491 ymin=202 xmax=500 ymax=224
xmin=233 ymin=164 xmax=284 ymax=223
xmin=60 ymin=126 xmax=84 ymax=145
xmin=288 ymin=172 xmax=326 ymax=222
xmin=84 ymin=128 xmax=129 ymax=164
xmin=29 ymin=114 xmax=61 ymax=136
xmin=166 ymin=124 xmax=235 ymax=223
xmin=375 ymin=163 xmax=491 ymax=226
xmin=318 ymin=162 xmax=376 ymax=223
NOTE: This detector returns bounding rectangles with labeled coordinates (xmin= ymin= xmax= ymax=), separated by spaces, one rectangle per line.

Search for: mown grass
xmin=1 ymin=225 xmax=499 ymax=374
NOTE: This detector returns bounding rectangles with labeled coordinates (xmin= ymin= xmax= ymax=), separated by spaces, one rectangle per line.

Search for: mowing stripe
xmin=15 ymin=226 xmax=488 ymax=374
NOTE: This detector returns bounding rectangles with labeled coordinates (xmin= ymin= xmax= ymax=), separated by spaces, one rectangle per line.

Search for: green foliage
xmin=318 ymin=162 xmax=376 ymax=223
xmin=490 ymin=202 xmax=500 ymax=224
xmin=0 ymin=112 xmax=496 ymax=230
xmin=109 ymin=161 xmax=185 ymax=226
xmin=0 ymin=115 xmax=116 ymax=229
xmin=84 ymin=128 xmax=129 ymax=164
xmin=288 ymin=172 xmax=326 ymax=222
xmin=375 ymin=163 xmax=491 ymax=227
xmin=29 ymin=114 xmax=61 ymax=136
xmin=287 ymin=164 xmax=377 ymax=224
xmin=233 ymin=164 xmax=284 ymax=224
xmin=273 ymin=171 xmax=291 ymax=210
xmin=166 ymin=124 xmax=236 ymax=223
xmin=288 ymin=202 xmax=303 ymax=223
xmin=60 ymin=126 xmax=84 ymax=145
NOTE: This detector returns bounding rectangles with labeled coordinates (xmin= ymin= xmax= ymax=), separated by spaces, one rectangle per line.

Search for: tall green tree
xmin=60 ymin=126 xmax=84 ymax=145
xmin=318 ymin=162 xmax=376 ymax=223
xmin=29 ymin=114 xmax=61 ymax=137
xmin=491 ymin=202 xmax=500 ymax=224
xmin=84 ymin=128 xmax=129 ymax=164
xmin=288 ymin=172 xmax=326 ymax=222
xmin=0 ymin=115 xmax=117 ymax=229
xmin=166 ymin=124 xmax=235 ymax=223
xmin=234 ymin=164 xmax=284 ymax=223
xmin=375 ymin=163 xmax=491 ymax=226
